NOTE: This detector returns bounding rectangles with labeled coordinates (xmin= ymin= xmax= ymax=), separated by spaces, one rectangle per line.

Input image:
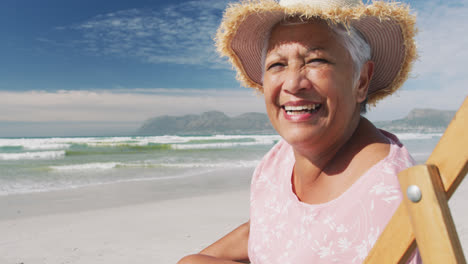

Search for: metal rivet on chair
xmin=407 ymin=185 xmax=422 ymax=203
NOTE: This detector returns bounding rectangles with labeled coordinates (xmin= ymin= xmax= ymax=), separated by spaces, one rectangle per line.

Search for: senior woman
xmin=179 ymin=0 xmax=420 ymax=263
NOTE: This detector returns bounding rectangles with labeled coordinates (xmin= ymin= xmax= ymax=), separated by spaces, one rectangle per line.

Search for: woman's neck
xmin=292 ymin=113 xmax=362 ymax=182
xmin=291 ymin=117 xmax=390 ymax=204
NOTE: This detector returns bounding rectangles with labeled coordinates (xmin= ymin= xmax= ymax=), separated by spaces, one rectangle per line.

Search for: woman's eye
xmin=307 ymin=58 xmax=328 ymax=64
xmin=267 ymin=62 xmax=284 ymax=71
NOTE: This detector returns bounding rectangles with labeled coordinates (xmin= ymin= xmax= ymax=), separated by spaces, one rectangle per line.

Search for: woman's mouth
xmin=283 ymin=104 xmax=322 ymax=115
xmin=281 ymin=103 xmax=322 ymax=121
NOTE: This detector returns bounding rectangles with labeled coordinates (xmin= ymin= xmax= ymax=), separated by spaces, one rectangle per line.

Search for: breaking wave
xmin=0 ymin=151 xmax=66 ymax=161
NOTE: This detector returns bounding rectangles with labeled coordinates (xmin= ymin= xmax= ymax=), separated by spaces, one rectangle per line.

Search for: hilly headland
xmin=137 ymin=111 xmax=275 ymax=135
xmin=373 ymin=108 xmax=456 ymax=133
xmin=137 ymin=108 xmax=456 ymax=135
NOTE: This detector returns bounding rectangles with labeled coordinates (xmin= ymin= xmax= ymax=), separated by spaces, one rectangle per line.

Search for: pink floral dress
xmin=248 ymin=131 xmax=421 ymax=263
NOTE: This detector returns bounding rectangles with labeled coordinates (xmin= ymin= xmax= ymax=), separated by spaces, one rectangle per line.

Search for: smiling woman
xmin=178 ymin=0 xmax=421 ymax=263
xmin=262 ymin=21 xmax=371 ymax=150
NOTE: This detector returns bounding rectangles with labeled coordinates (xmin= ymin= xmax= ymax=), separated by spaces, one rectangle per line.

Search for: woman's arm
xmin=177 ymin=255 xmax=248 ymax=264
xmin=177 ymin=221 xmax=250 ymax=264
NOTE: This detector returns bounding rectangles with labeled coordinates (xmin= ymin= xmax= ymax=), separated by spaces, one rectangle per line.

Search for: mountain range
xmin=137 ymin=108 xmax=456 ymax=135
xmin=137 ymin=111 xmax=275 ymax=135
xmin=374 ymin=108 xmax=456 ymax=133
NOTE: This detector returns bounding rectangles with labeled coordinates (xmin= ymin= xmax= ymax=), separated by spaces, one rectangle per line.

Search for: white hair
xmin=331 ymin=24 xmax=372 ymax=83
xmin=261 ymin=20 xmax=372 ymax=112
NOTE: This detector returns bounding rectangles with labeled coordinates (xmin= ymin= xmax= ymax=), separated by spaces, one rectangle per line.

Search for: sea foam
xmin=0 ymin=135 xmax=281 ymax=151
xmin=50 ymin=162 xmax=121 ymax=171
xmin=49 ymin=159 xmax=260 ymax=172
xmin=172 ymin=141 xmax=272 ymax=150
xmin=171 ymin=135 xmax=280 ymax=150
xmin=395 ymin=133 xmax=443 ymax=140
xmin=0 ymin=151 xmax=66 ymax=161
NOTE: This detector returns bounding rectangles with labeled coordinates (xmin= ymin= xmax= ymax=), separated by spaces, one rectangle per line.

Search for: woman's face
xmin=263 ymin=22 xmax=368 ymax=150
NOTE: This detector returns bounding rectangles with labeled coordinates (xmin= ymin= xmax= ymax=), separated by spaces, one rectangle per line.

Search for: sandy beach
xmin=1 ymin=166 xmax=467 ymax=264
xmin=0 ymin=168 xmax=252 ymax=264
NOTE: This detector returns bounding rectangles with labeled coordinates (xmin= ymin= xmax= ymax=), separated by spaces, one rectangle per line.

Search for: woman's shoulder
xmin=355 ymin=126 xmax=415 ymax=177
xmin=251 ymin=138 xmax=294 ymax=185
xmin=349 ymin=121 xmax=415 ymax=179
xmin=379 ymin=129 xmax=415 ymax=168
xmin=260 ymin=138 xmax=293 ymax=164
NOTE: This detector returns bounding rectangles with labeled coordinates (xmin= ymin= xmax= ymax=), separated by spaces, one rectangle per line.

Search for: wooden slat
xmin=398 ymin=165 xmax=466 ymax=264
xmin=365 ymin=96 xmax=468 ymax=263
xmin=427 ymin=96 xmax=468 ymax=198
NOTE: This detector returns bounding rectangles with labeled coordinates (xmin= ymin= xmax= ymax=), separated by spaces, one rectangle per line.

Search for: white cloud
xmin=0 ymin=89 xmax=265 ymax=123
xmin=52 ymin=0 xmax=232 ymax=69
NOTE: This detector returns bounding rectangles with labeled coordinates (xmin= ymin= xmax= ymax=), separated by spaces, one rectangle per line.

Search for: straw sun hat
xmin=215 ymin=0 xmax=417 ymax=105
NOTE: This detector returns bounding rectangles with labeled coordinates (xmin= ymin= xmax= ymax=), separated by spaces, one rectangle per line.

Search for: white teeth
xmin=284 ymin=104 xmax=320 ymax=111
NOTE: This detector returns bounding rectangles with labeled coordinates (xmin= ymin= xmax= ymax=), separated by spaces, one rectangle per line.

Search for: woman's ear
xmin=355 ymin=61 xmax=374 ymax=103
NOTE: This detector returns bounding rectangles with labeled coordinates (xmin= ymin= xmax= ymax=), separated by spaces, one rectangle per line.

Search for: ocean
xmin=0 ymin=133 xmax=442 ymax=196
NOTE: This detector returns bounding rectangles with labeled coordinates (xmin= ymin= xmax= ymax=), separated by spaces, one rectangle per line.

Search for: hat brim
xmin=215 ymin=0 xmax=417 ymax=105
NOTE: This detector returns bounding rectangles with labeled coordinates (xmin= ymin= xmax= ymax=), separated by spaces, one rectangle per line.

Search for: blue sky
xmin=1 ymin=0 xmax=467 ymax=136
xmin=0 ymin=0 xmax=236 ymax=91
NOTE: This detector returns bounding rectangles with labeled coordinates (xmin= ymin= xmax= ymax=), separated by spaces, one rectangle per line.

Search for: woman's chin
xmin=279 ymin=126 xmax=324 ymax=148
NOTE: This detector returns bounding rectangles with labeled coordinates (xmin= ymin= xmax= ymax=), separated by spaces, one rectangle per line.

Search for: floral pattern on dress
xmin=248 ymin=131 xmax=421 ymax=264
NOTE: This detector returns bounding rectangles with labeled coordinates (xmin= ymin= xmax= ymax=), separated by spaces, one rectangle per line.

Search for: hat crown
xmin=279 ymin=0 xmax=361 ymax=9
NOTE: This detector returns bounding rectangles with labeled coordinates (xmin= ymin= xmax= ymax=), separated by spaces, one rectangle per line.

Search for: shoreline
xmin=0 ymin=167 xmax=254 ymax=221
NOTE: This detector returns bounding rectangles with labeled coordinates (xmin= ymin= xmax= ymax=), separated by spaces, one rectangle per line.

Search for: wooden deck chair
xmin=364 ymin=96 xmax=468 ymax=264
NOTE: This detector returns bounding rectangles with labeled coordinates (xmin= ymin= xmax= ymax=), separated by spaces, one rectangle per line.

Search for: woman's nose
xmin=282 ymin=68 xmax=312 ymax=94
